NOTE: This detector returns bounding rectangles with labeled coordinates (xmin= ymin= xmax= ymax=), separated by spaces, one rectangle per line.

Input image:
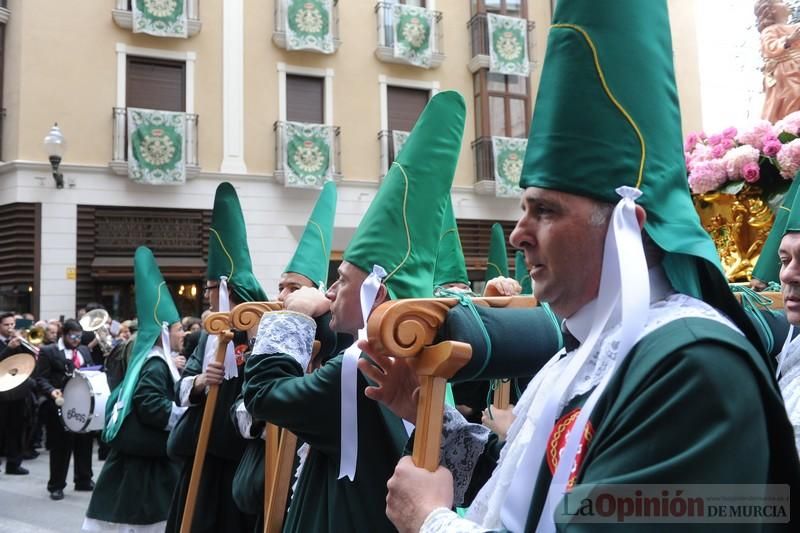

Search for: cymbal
xmin=0 ymin=353 xmax=36 ymax=392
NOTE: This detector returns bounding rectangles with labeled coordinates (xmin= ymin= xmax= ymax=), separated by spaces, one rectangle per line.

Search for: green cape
xmin=433 ymin=197 xmax=469 ymax=288
xmin=484 ymin=223 xmax=509 ymax=283
xmin=285 ymin=181 xmax=337 ymax=288
xmin=104 ymin=246 xmax=180 ymax=443
xmin=753 ymin=176 xmax=800 ymax=284
xmin=515 ymin=251 xmax=533 ymax=295
xmin=207 ymin=182 xmax=268 ymax=302
xmin=344 ymin=91 xmax=466 ymax=299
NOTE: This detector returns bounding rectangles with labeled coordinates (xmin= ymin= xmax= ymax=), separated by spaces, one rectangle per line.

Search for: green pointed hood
xmin=521 ymin=0 xmax=724 ymax=299
xmin=753 ymin=177 xmax=800 ymax=285
xmin=433 ymin=197 xmax=469 ymax=288
xmin=285 ymin=181 xmax=337 ymax=287
xmin=515 ymin=250 xmax=533 ymax=295
xmin=484 ymin=223 xmax=509 ymax=283
xmin=104 ymin=246 xmax=180 ymax=442
xmin=343 ymin=91 xmax=466 ymax=299
xmin=207 ymin=182 xmax=268 ymax=302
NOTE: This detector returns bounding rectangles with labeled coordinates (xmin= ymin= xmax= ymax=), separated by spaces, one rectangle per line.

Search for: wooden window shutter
xmin=286 ymin=75 xmax=324 ymax=124
xmin=387 ymin=86 xmax=429 ymax=132
xmin=126 ymin=56 xmax=186 ymax=112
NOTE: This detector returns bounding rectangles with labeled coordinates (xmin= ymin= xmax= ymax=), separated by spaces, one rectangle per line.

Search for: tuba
xmin=80 ymin=309 xmax=113 ymax=355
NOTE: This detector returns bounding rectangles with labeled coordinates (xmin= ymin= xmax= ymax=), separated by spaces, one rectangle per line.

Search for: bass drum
xmin=60 ymin=370 xmax=110 ymax=433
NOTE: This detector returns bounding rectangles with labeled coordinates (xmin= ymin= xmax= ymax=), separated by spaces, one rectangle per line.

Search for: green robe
xmin=230 ymin=313 xmax=345 ymax=531
xmin=460 ymin=317 xmax=800 ymax=531
xmin=86 ymin=355 xmax=181 ymax=526
xmin=243 ymin=346 xmax=408 ymax=533
xmin=166 ymin=330 xmax=256 ymax=533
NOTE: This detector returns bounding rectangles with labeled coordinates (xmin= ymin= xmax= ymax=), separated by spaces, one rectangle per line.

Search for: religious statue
xmin=757 ymin=0 xmax=800 ymax=122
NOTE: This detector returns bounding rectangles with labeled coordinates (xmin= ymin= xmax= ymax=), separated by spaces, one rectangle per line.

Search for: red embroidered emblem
xmin=546 ymin=408 xmax=594 ymax=489
xmin=234 ymin=344 xmax=248 ymax=367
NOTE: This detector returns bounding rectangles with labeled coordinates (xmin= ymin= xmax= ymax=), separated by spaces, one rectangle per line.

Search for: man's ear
xmin=372 ymin=284 xmax=389 ymax=310
xmin=635 ymin=205 xmax=647 ymax=230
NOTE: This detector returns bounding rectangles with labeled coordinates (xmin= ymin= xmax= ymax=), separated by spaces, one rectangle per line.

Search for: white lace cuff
xmin=177 ymin=376 xmax=200 ymax=407
xmin=234 ymin=400 xmax=256 ymax=439
xmin=252 ymin=311 xmax=317 ymax=371
xmin=440 ymin=405 xmax=490 ymax=506
xmin=420 ymin=507 xmax=488 ymax=533
xmin=166 ymin=405 xmax=188 ymax=431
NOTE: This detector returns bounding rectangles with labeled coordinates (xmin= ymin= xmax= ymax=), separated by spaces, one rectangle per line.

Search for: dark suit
xmin=0 ymin=337 xmax=34 ymax=471
xmin=35 ymin=343 xmax=95 ymax=491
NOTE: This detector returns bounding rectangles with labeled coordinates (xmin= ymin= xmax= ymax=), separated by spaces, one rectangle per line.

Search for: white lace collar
xmin=563 ymin=265 xmax=673 ymax=345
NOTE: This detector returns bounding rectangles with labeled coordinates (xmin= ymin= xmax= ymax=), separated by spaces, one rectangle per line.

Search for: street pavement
xmin=0 ymin=448 xmax=103 ymax=532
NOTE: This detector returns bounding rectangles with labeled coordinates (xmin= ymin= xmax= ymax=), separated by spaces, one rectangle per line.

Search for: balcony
xmin=0 ymin=0 xmax=9 ymax=24
xmin=110 ymin=107 xmax=200 ymax=178
xmin=472 ymin=136 xmax=496 ymax=195
xmin=377 ymin=129 xmax=412 ymax=179
xmin=112 ymin=0 xmax=202 ymax=37
xmin=274 ymin=121 xmax=342 ymax=188
xmin=273 ymin=0 xmax=341 ymax=54
xmin=374 ymin=2 xmax=444 ymax=68
xmin=467 ymin=13 xmax=535 ymax=73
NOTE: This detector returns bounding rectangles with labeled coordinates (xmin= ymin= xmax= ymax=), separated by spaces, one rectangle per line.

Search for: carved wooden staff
xmin=366 ymin=296 xmax=536 ymax=470
xmin=180 ymin=312 xmax=234 ymax=533
xmin=232 ymin=302 xmax=319 ymax=533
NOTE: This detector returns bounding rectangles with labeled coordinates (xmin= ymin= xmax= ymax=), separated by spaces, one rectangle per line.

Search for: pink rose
xmin=684 ymin=132 xmax=700 ymax=153
xmin=711 ymin=143 xmax=727 ymax=158
xmin=742 ymin=162 xmax=760 ymax=183
xmin=708 ymin=134 xmax=723 ymax=146
xmin=764 ymin=139 xmax=782 ymax=157
xmin=723 ymin=127 xmax=738 ymax=139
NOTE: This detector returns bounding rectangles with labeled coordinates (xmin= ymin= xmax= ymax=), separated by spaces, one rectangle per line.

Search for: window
xmin=387 ymin=86 xmax=429 ymax=163
xmin=126 ymin=56 xmax=186 ymax=111
xmin=474 ymin=71 xmax=529 ymax=139
xmin=472 ymin=0 xmax=525 ymax=16
xmin=286 ymin=74 xmax=324 ymax=124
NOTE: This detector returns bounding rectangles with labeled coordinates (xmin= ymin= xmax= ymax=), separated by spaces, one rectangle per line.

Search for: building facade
xmin=0 ymin=0 xmax=701 ymax=320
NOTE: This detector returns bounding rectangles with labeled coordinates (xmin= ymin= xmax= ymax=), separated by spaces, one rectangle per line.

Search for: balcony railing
xmin=112 ymin=0 xmax=201 ymax=36
xmin=273 ymin=0 xmax=341 ymax=53
xmin=467 ymin=13 xmax=535 ymax=73
xmin=374 ymin=2 xmax=444 ymax=68
xmin=110 ymin=107 xmax=199 ymax=177
xmin=274 ymin=121 xmax=342 ymax=187
xmin=0 ymin=0 xmax=10 ymax=24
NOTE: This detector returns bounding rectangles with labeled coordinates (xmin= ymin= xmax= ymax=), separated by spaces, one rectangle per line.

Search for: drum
xmin=60 ymin=370 xmax=110 ymax=433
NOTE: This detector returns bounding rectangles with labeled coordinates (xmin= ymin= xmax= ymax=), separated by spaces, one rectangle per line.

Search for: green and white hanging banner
xmin=492 ymin=136 xmax=527 ymax=197
xmin=285 ymin=0 xmax=335 ymax=54
xmin=132 ymin=0 xmax=188 ymax=38
xmin=128 ymin=108 xmax=187 ymax=185
xmin=284 ymin=121 xmax=334 ymax=188
xmin=487 ymin=13 xmax=529 ymax=77
xmin=392 ymin=4 xmax=435 ymax=68
xmin=392 ymin=130 xmax=410 ymax=159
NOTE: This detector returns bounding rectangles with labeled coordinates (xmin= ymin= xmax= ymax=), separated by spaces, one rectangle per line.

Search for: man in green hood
xmin=243 ymin=91 xmax=466 ymax=532
xmin=166 ymin=182 xmax=266 ymax=533
xmin=230 ymin=180 xmax=339 ymax=526
xmin=84 ymin=247 xmax=186 ymax=531
xmin=372 ymin=1 xmax=800 ymax=531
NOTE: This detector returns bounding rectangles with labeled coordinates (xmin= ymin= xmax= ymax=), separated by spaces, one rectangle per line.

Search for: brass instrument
xmin=14 ymin=326 xmax=44 ymax=355
xmin=80 ymin=309 xmax=113 ymax=355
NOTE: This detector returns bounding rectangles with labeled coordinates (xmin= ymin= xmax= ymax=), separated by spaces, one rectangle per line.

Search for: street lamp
xmin=43 ymin=123 xmax=65 ymax=189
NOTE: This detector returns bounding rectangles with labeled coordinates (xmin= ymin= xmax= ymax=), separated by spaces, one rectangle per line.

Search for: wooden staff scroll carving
xmin=366 ymin=296 xmax=538 ymax=471
xmin=180 ymin=313 xmax=234 ymax=533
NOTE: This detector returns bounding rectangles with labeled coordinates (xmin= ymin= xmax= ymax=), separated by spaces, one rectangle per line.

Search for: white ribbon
xmin=338 ymin=264 xmax=387 ymax=481
xmin=777 ymin=325 xmax=795 ymax=380
xmin=501 ymin=187 xmax=649 ymax=532
xmin=203 ymin=276 xmax=237 ymax=379
xmin=161 ymin=321 xmax=181 ymax=382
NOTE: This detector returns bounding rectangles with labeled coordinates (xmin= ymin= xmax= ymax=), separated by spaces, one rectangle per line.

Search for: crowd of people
xmin=0 ymin=307 xmax=207 ymax=492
